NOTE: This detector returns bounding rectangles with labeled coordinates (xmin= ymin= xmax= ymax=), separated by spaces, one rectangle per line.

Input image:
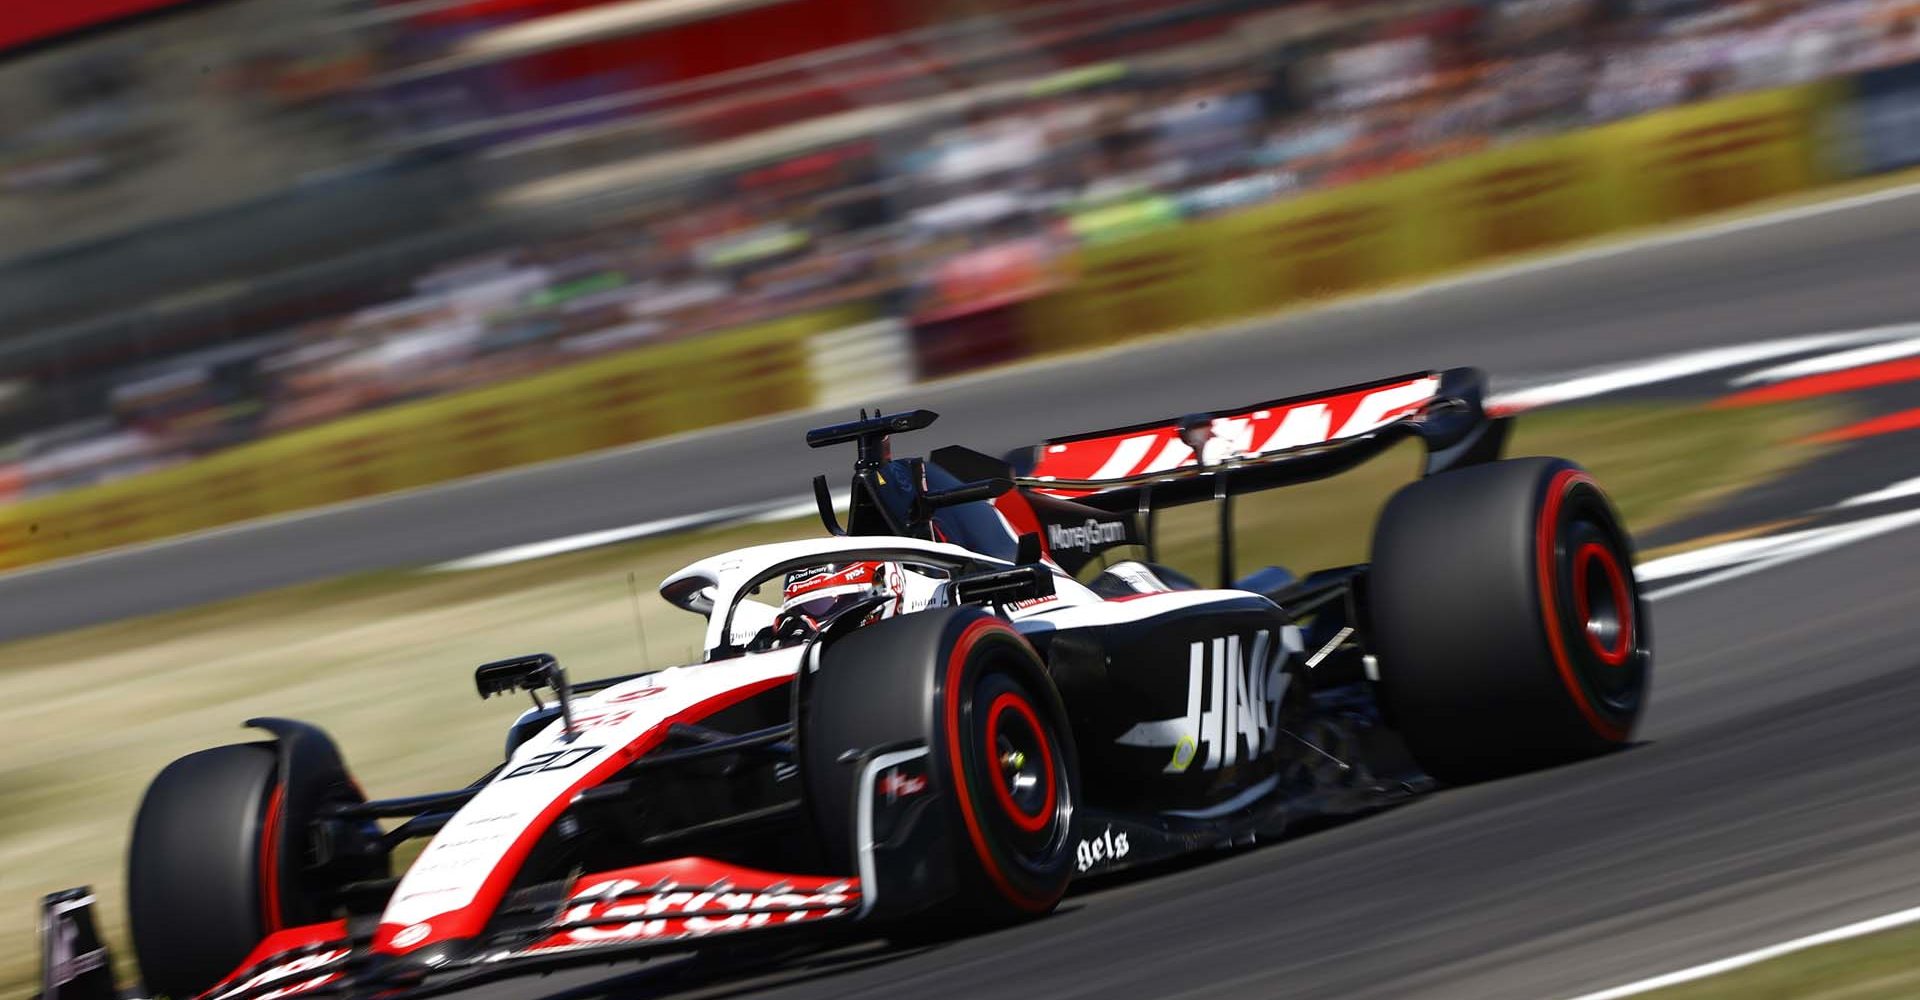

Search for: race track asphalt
xmin=14 ymin=182 xmax=1920 ymax=639
xmin=432 ymin=531 xmax=1920 ymax=1000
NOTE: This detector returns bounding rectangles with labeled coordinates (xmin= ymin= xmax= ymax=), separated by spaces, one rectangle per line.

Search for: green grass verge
xmin=0 ymin=400 xmax=1833 ymax=996
xmin=1635 ymin=923 xmax=1920 ymax=999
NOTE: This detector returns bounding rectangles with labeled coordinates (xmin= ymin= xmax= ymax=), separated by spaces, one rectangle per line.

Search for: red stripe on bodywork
xmin=1716 ymin=358 xmax=1920 ymax=408
xmin=373 ymin=674 xmax=794 ymax=955
xmin=1536 ymin=470 xmax=1629 ymax=743
xmin=991 ymin=492 xmax=1049 ymax=557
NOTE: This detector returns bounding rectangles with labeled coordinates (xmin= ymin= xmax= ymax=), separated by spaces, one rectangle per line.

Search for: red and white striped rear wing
xmin=1009 ymin=368 xmax=1507 ymax=510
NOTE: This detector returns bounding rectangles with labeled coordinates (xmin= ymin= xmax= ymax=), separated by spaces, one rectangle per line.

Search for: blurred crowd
xmin=9 ymin=0 xmax=1920 ymax=499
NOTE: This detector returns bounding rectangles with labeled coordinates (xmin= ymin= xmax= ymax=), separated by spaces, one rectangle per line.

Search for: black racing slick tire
xmin=806 ymin=608 xmax=1078 ymax=926
xmin=1368 ymin=457 xmax=1650 ymax=783
xmin=127 ymin=743 xmax=283 ymax=1000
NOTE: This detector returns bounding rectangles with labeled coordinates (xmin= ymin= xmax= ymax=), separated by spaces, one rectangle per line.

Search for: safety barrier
xmin=0 ymin=304 xmax=867 ymax=570
xmin=1015 ymin=80 xmax=1842 ymax=361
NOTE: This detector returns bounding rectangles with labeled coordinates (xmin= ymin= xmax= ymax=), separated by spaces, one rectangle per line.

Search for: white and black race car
xmin=38 ymin=368 xmax=1650 ymax=1000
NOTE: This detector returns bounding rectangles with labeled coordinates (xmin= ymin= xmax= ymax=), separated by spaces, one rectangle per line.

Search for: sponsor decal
xmin=568 ymin=709 xmax=633 ymax=730
xmin=877 ymin=767 xmax=928 ymax=802
xmin=254 ymin=974 xmax=342 ymax=1000
xmin=1168 ymin=735 xmax=1197 ymax=774
xmin=501 ymin=745 xmax=602 ymax=780
xmin=1114 ymin=629 xmax=1301 ymax=772
xmin=43 ymin=905 xmax=107 ymax=986
xmin=1031 ymin=377 xmax=1439 ymax=495
xmin=784 ymin=562 xmax=875 ymax=594
xmin=1046 ymin=519 xmax=1128 ymax=553
xmin=1183 ymin=634 xmax=1283 ymax=771
xmin=213 ymin=950 xmax=350 ymax=1000
xmin=531 ymin=886 xmax=856 ymax=952
xmin=391 ymin=923 xmax=431 ymax=948
xmin=1007 ymin=593 xmax=1060 ymax=613
xmin=48 ymin=946 xmax=107 ymax=986
xmin=1075 ymin=826 xmax=1131 ymax=872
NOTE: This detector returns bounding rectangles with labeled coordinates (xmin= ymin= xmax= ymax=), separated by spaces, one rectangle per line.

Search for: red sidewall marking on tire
xmin=259 ymin=785 xmax=285 ymax=933
xmin=1573 ymin=541 xmax=1633 ymax=666
xmin=1536 ymin=470 xmax=1630 ymax=742
xmin=984 ymin=691 xmax=1056 ymax=833
xmin=943 ymin=618 xmax=1054 ymax=913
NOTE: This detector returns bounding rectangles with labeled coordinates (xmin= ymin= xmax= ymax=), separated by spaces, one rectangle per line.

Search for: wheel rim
xmin=1572 ymin=541 xmax=1633 ymax=667
xmin=1538 ymin=470 xmax=1648 ymax=741
xmin=960 ymin=655 xmax=1071 ymax=871
xmin=984 ymin=690 xmax=1056 ymax=834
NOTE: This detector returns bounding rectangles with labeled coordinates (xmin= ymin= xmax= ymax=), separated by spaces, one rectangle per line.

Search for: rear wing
xmin=1004 ymin=368 xmax=1508 ymax=587
xmin=1008 ymin=368 xmax=1507 ymax=512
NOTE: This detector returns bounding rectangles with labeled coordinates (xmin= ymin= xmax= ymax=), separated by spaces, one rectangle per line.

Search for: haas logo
xmin=1180 ymin=633 xmax=1295 ymax=771
xmin=1114 ymin=629 xmax=1301 ymax=772
xmin=878 ymin=767 xmax=928 ymax=802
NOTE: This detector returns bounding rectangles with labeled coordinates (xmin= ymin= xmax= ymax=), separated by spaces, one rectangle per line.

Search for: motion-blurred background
xmin=5 ymin=0 xmax=1920 ymax=566
xmin=15 ymin=3 xmax=1920 ymax=997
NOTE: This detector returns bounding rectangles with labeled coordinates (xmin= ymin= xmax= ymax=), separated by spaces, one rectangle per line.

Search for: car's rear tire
xmin=127 ymin=743 xmax=282 ymax=1000
xmin=1369 ymin=457 xmax=1650 ymax=782
xmin=806 ymin=608 xmax=1078 ymax=928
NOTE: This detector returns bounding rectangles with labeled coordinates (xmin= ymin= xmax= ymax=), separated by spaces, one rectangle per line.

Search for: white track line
xmin=1730 ymin=329 xmax=1920 ymax=385
xmin=1487 ymin=325 xmax=1919 ymax=412
xmin=429 ymin=499 xmax=792 ymax=571
xmin=1640 ymin=507 xmax=1920 ymax=601
xmin=1560 ymin=904 xmax=1920 ymax=999
xmin=1838 ymin=473 xmax=1920 ymax=508
xmin=428 ymin=493 xmax=840 ymax=571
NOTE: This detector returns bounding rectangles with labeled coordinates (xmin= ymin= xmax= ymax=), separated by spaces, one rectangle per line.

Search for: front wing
xmin=199 ymin=859 xmax=861 ymax=1000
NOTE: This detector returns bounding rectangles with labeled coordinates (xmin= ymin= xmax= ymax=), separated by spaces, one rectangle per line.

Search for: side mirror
xmin=476 ymin=653 xmax=577 ymax=738
xmin=912 ymin=478 xmax=1014 ymax=523
xmin=951 ymin=564 xmax=1056 ymax=611
xmin=925 ymin=477 xmax=1013 ymax=508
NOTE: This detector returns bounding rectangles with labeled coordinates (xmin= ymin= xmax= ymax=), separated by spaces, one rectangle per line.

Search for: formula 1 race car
xmin=38 ymin=368 xmax=1651 ymax=1000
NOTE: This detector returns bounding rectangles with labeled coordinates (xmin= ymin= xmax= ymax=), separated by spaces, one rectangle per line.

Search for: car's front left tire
xmin=805 ymin=607 xmax=1078 ymax=927
xmin=127 ymin=742 xmax=284 ymax=1000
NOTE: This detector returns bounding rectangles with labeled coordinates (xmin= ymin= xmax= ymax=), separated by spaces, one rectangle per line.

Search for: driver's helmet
xmin=780 ymin=561 xmax=905 ymax=630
